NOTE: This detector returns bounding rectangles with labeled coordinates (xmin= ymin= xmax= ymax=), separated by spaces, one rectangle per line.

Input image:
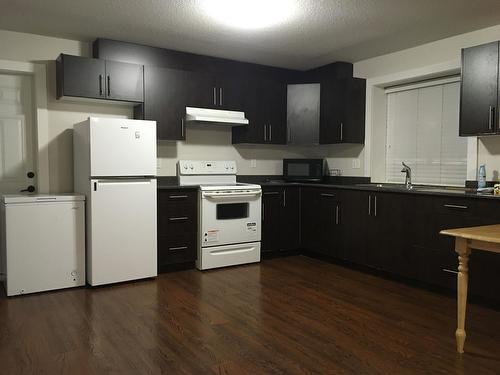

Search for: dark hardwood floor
xmin=1 ymin=256 xmax=499 ymax=374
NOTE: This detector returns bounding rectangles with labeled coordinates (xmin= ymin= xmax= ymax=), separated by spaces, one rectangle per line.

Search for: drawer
xmin=158 ymin=234 xmax=197 ymax=265
xmin=158 ymin=210 xmax=197 ymax=235
xmin=158 ymin=190 xmax=198 ymax=210
xmin=433 ymin=196 xmax=476 ymax=215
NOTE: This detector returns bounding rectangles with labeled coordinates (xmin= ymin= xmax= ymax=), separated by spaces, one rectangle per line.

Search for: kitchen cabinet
xmin=460 ymin=41 xmax=499 ymax=136
xmin=56 ymin=54 xmax=143 ymax=102
xmin=262 ymin=186 xmax=300 ymax=253
xmin=157 ymin=189 xmax=198 ymax=271
xmin=232 ymin=78 xmax=287 ymax=144
xmin=301 ymin=187 xmax=341 ymax=257
xmin=320 ymin=78 xmax=366 ymax=144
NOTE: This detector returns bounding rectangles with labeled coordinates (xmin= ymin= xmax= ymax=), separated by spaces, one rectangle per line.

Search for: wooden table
xmin=440 ymin=224 xmax=500 ymax=353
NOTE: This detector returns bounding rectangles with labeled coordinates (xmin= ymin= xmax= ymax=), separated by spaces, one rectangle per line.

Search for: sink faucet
xmin=401 ymin=162 xmax=412 ymax=189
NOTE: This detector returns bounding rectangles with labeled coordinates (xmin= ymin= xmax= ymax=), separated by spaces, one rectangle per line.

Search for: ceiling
xmin=2 ymin=0 xmax=500 ymax=70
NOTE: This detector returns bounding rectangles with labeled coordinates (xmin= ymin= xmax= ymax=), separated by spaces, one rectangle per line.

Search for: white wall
xmin=0 ymin=29 xmax=367 ymax=192
xmin=354 ymin=24 xmax=500 ymax=182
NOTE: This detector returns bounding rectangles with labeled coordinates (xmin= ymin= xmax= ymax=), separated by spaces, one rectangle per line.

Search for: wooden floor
xmin=1 ymin=256 xmax=499 ymax=374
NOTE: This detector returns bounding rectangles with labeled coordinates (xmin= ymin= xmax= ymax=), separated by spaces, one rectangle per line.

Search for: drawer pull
xmin=169 ymin=195 xmax=189 ymax=199
xmin=169 ymin=216 xmax=189 ymax=221
xmin=443 ymin=204 xmax=468 ymax=210
xmin=442 ymin=268 xmax=458 ymax=274
xmin=321 ymin=193 xmax=335 ymax=197
xmin=264 ymin=191 xmax=280 ymax=195
xmin=169 ymin=246 xmax=188 ymax=251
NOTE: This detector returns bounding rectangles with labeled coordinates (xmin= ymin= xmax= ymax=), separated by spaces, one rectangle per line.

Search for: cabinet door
xmin=301 ymin=187 xmax=322 ymax=252
xmin=460 ymin=42 xmax=499 ymax=136
xmin=342 ymin=78 xmax=366 ymax=144
xmin=265 ymin=80 xmax=287 ymax=145
xmin=187 ymin=72 xmax=217 ymax=109
xmin=339 ymin=190 xmax=370 ymax=264
xmin=262 ymin=189 xmax=283 ymax=253
xmin=319 ymin=80 xmax=343 ymax=144
xmin=57 ymin=54 xmax=105 ymax=99
xmin=280 ymin=187 xmax=300 ymax=251
xmin=105 ymin=60 xmax=144 ymax=102
xmin=317 ymin=190 xmax=340 ymax=256
xmin=231 ymin=78 xmax=266 ymax=143
xmin=142 ymin=66 xmax=187 ymax=140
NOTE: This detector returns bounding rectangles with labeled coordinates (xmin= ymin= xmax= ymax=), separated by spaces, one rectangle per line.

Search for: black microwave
xmin=283 ymin=159 xmax=324 ymax=182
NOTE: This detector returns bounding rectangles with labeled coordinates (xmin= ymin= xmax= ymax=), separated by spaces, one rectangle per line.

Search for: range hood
xmin=185 ymin=107 xmax=249 ymax=126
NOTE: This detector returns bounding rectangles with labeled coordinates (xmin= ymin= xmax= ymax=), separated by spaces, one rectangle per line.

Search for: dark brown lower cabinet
xmin=301 ymin=187 xmax=500 ymax=305
xmin=157 ymin=189 xmax=198 ymax=272
xmin=262 ymin=186 xmax=300 ymax=254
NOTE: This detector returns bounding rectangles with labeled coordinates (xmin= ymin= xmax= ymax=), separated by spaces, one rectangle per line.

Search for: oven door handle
xmin=202 ymin=191 xmax=262 ymax=199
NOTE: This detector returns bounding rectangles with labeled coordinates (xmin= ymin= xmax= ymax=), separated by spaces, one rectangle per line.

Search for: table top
xmin=440 ymin=224 xmax=500 ymax=244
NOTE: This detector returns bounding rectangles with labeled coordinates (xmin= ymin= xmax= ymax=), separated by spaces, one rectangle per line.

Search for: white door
xmin=88 ymin=178 xmax=157 ymax=286
xmin=0 ymin=74 xmax=36 ymax=194
xmin=89 ymin=118 xmax=156 ymax=177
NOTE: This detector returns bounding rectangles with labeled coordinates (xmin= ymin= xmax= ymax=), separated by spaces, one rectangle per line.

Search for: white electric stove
xmin=177 ymin=160 xmax=262 ymax=270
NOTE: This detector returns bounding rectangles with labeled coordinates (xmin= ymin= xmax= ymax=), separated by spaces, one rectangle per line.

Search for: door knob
xmin=27 ymin=171 xmax=35 ymax=178
xmin=20 ymin=185 xmax=35 ymax=193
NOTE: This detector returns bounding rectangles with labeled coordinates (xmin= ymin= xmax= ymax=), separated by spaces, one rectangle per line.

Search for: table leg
xmin=455 ymin=237 xmax=471 ymax=354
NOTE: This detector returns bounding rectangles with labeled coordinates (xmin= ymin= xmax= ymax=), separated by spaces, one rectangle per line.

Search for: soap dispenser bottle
xmin=478 ymin=164 xmax=486 ymax=189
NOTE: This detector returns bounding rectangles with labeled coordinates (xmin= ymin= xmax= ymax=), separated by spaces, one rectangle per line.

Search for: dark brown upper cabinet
xmin=460 ymin=41 xmax=499 ymax=136
xmin=56 ymin=54 xmax=143 ymax=103
xmin=319 ymin=78 xmax=366 ymax=144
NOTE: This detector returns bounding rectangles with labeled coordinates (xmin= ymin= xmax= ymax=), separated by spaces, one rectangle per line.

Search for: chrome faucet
xmin=401 ymin=162 xmax=412 ymax=189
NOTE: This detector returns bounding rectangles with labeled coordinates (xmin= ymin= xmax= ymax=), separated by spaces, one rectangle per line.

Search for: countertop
xmin=157 ymin=176 xmax=500 ymax=200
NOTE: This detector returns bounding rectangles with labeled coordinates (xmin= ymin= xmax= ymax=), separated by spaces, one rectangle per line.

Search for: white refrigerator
xmin=73 ymin=117 xmax=157 ymax=286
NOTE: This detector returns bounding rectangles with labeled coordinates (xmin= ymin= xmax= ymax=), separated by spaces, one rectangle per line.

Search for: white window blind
xmin=385 ymin=80 xmax=467 ymax=186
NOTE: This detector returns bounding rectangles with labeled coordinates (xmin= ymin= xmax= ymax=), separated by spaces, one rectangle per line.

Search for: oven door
xmin=201 ymin=190 xmax=261 ymax=247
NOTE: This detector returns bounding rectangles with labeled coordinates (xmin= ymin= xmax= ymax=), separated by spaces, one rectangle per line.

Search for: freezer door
xmin=88 ymin=178 xmax=157 ymax=285
xmin=89 ymin=118 xmax=156 ymax=177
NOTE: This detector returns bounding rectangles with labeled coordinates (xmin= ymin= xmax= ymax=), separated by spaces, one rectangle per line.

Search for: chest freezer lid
xmin=2 ymin=194 xmax=86 ymax=204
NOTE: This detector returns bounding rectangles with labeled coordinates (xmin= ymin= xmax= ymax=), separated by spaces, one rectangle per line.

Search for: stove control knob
xmin=183 ymin=164 xmax=188 ymax=170
xmin=189 ymin=164 xmax=194 ymax=170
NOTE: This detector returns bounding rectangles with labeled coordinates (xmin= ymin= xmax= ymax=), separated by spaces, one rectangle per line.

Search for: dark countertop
xmin=157 ymin=175 xmax=500 ymax=200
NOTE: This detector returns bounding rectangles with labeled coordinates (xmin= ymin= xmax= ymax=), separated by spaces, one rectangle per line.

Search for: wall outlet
xmin=250 ymin=159 xmax=257 ymax=168
xmin=352 ymin=158 xmax=361 ymax=169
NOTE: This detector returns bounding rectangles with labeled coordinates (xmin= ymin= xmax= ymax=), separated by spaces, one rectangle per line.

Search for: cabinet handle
xmin=283 ymin=189 xmax=286 ymax=208
xmin=213 ymin=87 xmax=217 ymax=106
xmin=443 ymin=268 xmax=458 ymax=274
xmin=169 ymin=195 xmax=188 ymax=199
xmin=374 ymin=195 xmax=377 ymax=217
xmin=263 ymin=124 xmax=267 ymax=141
xmin=169 ymin=216 xmax=189 ymax=221
xmin=335 ymin=204 xmax=340 ymax=225
xmin=99 ymin=74 xmax=103 ymax=96
xmin=264 ymin=191 xmax=280 ymax=195
xmin=340 ymin=122 xmax=343 ymax=141
xmin=169 ymin=246 xmax=188 ymax=251
xmin=368 ymin=195 xmax=372 ymax=215
xmin=489 ymin=106 xmax=495 ymax=131
xmin=219 ymin=87 xmax=223 ymax=106
xmin=181 ymin=118 xmax=185 ymax=138
xmin=262 ymin=202 xmax=265 ymax=222
xmin=321 ymin=193 xmax=335 ymax=197
xmin=443 ymin=204 xmax=468 ymax=210
xmin=107 ymin=75 xmax=110 ymax=96
xmin=269 ymin=124 xmax=272 ymax=142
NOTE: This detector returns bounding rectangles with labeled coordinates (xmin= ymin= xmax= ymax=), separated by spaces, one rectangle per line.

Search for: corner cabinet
xmin=56 ymin=54 xmax=143 ymax=103
xmin=460 ymin=41 xmax=500 ymax=136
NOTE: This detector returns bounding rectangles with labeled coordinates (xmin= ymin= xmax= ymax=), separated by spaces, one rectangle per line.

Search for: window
xmin=385 ymin=78 xmax=467 ymax=186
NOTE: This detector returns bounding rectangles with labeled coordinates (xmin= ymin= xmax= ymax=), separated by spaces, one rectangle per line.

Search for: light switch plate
xmin=352 ymin=159 xmax=361 ymax=169
xmin=250 ymin=159 xmax=257 ymax=168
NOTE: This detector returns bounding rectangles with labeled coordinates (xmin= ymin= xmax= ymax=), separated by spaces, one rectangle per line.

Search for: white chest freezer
xmin=0 ymin=194 xmax=86 ymax=296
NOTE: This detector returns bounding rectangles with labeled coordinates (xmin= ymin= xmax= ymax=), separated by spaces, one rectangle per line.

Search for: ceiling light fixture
xmin=200 ymin=0 xmax=298 ymax=30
